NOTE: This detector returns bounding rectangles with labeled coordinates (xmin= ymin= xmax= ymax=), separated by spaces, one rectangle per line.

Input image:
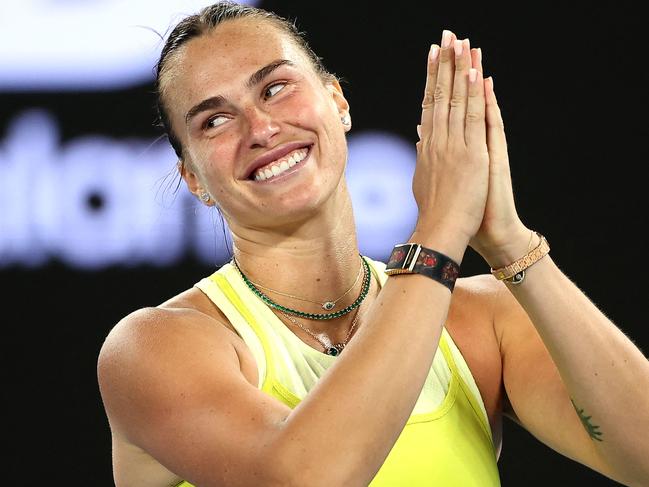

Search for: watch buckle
xmin=403 ymin=244 xmax=422 ymax=272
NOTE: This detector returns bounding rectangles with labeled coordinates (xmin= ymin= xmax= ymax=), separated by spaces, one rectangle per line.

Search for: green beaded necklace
xmin=232 ymin=254 xmax=371 ymax=320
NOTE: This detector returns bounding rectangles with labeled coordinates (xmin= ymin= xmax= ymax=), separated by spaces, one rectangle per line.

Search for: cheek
xmin=203 ymin=132 xmax=239 ymax=168
xmin=284 ymin=87 xmax=336 ymax=130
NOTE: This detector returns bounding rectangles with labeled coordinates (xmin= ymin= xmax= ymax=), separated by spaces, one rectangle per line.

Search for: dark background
xmin=2 ymin=2 xmax=647 ymax=485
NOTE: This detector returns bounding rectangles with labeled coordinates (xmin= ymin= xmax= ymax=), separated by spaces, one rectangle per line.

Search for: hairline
xmin=158 ymin=17 xmax=335 ymax=160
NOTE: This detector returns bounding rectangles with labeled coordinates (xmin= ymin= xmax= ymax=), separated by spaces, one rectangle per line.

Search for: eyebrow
xmin=184 ymin=59 xmax=296 ymax=126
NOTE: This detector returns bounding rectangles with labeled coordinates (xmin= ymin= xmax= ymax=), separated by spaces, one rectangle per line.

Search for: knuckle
xmin=433 ymin=85 xmax=446 ymax=102
xmin=421 ymin=91 xmax=435 ymax=108
xmin=465 ymin=110 xmax=484 ymax=123
xmin=449 ymin=95 xmax=465 ymax=108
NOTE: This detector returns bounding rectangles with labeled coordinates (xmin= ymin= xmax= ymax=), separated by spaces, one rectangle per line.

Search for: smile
xmin=250 ymin=146 xmax=311 ymax=182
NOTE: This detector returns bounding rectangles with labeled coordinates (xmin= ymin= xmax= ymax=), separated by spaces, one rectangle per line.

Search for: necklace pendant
xmin=326 ymin=346 xmax=340 ymax=356
xmin=326 ymin=343 xmax=345 ymax=356
xmin=322 ymin=301 xmax=336 ymax=310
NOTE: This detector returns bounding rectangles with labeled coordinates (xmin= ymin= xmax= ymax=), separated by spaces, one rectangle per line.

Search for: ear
xmin=326 ymin=79 xmax=352 ymax=132
xmin=178 ymin=159 xmax=214 ymax=206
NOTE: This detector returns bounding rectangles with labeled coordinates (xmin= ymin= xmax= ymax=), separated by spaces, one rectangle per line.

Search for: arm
xmin=492 ymin=232 xmax=649 ymax=486
xmin=466 ymin=46 xmax=649 ymax=484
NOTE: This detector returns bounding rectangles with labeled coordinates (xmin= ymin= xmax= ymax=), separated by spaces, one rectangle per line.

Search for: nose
xmin=243 ymin=105 xmax=280 ymax=148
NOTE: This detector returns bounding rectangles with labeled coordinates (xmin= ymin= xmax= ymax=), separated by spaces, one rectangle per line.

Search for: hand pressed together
xmin=413 ymin=29 xmax=530 ymax=266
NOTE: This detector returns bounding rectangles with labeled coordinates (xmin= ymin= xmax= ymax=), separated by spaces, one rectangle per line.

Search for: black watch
xmin=384 ymin=243 xmax=460 ymax=292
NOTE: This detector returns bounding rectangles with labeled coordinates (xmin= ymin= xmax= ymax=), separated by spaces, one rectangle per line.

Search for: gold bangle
xmin=490 ymin=232 xmax=550 ymax=282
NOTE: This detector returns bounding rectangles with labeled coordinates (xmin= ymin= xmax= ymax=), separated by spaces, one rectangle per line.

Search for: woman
xmin=97 ymin=2 xmax=649 ymax=486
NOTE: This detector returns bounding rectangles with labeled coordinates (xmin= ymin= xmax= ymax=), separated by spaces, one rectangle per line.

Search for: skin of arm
xmin=491 ymin=233 xmax=649 ymax=486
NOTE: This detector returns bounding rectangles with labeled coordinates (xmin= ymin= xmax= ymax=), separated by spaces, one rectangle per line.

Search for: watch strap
xmin=384 ymin=243 xmax=460 ymax=292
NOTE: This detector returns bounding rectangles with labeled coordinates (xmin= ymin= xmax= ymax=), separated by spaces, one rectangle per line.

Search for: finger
xmin=432 ymin=29 xmax=458 ymax=144
xmin=465 ymin=64 xmax=486 ymax=149
xmin=484 ymin=77 xmax=508 ymax=160
xmin=449 ymin=38 xmax=472 ymax=145
xmin=471 ymin=47 xmax=483 ymax=75
xmin=419 ymin=43 xmax=440 ymax=136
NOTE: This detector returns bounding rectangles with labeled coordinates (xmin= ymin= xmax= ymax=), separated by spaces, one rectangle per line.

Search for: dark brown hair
xmin=155 ymin=1 xmax=338 ymax=159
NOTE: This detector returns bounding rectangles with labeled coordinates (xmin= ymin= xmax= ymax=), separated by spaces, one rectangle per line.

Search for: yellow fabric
xmin=174 ymin=256 xmax=500 ymax=486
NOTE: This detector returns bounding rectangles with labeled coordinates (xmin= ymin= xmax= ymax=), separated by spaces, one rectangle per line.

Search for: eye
xmin=264 ymin=82 xmax=286 ymax=99
xmin=204 ymin=114 xmax=229 ymax=129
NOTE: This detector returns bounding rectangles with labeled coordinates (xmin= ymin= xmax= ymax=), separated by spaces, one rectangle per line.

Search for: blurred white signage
xmin=0 ymin=0 xmax=258 ymax=90
xmin=0 ymin=110 xmax=418 ymax=268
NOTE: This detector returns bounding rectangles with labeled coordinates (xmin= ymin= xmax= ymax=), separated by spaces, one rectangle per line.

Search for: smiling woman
xmin=97 ymin=2 xmax=649 ymax=487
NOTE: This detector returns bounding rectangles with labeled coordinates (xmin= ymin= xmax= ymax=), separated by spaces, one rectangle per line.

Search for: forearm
xmin=494 ymin=238 xmax=649 ymax=483
xmin=275 ymin=231 xmax=465 ymax=486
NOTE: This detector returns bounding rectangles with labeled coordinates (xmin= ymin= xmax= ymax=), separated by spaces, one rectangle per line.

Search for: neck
xmin=227 ymin=183 xmax=367 ymax=318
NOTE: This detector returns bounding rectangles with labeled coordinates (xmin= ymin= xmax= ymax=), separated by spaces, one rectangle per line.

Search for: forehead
xmin=166 ymin=18 xmax=308 ymax=111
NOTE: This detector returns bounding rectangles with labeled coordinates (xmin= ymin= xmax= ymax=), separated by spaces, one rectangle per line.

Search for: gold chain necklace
xmin=244 ymin=255 xmax=364 ymax=311
xmin=277 ymin=290 xmax=366 ymax=357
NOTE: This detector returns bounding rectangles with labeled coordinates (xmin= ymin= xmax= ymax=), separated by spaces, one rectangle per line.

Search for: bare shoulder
xmin=97 ymin=295 xmax=293 ymax=486
xmin=97 ymin=300 xmax=250 ymax=434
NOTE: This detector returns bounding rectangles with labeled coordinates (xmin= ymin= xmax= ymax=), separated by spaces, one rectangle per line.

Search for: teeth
xmin=252 ymin=147 xmax=309 ymax=181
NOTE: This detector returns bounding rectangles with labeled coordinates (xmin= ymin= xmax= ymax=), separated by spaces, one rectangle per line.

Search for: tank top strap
xmin=209 ymin=271 xmax=281 ymax=395
xmin=438 ymin=328 xmax=493 ymax=443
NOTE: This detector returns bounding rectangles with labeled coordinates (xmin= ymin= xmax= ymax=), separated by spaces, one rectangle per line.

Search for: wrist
xmin=409 ymin=227 xmax=469 ymax=265
xmin=482 ymin=226 xmax=537 ymax=269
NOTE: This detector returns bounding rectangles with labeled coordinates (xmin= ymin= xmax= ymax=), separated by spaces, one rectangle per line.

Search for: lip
xmin=248 ymin=145 xmax=312 ymax=184
xmin=243 ymin=141 xmax=313 ymax=180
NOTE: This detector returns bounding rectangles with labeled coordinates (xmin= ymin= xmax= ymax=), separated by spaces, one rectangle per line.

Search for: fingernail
xmin=477 ymin=47 xmax=482 ymax=63
xmin=429 ymin=44 xmax=439 ymax=62
xmin=442 ymin=30 xmax=452 ymax=48
xmin=454 ymin=39 xmax=463 ymax=57
xmin=416 ymin=125 xmax=421 ymax=138
xmin=469 ymin=68 xmax=478 ymax=83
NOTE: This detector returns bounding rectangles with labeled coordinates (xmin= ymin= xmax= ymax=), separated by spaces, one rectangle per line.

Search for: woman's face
xmin=162 ymin=18 xmax=351 ymax=230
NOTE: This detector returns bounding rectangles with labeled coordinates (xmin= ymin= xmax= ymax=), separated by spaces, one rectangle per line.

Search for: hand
xmin=413 ymin=30 xmax=489 ymax=254
xmin=462 ymin=43 xmax=530 ymax=267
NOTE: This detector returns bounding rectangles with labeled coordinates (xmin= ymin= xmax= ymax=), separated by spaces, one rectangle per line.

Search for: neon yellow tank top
xmin=174 ymin=256 xmax=500 ymax=486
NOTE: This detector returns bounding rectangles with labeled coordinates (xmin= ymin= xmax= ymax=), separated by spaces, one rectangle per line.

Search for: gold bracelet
xmin=490 ymin=232 xmax=550 ymax=284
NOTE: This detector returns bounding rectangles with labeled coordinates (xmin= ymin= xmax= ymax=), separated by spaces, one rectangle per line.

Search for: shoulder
xmin=99 ymin=274 xmax=239 ymax=354
xmin=97 ymin=305 xmax=222 ymax=378
xmin=96 ymin=302 xmax=242 ymax=428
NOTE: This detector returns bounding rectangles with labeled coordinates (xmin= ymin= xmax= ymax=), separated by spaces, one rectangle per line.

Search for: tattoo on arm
xmin=571 ymin=399 xmax=603 ymax=442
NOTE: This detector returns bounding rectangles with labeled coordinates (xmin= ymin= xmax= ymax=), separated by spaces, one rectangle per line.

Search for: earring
xmin=341 ymin=114 xmax=351 ymax=126
xmin=199 ymin=191 xmax=210 ymax=203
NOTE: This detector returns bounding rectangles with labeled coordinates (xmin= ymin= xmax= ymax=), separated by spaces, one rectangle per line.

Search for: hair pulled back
xmin=155 ymin=1 xmax=337 ymax=159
